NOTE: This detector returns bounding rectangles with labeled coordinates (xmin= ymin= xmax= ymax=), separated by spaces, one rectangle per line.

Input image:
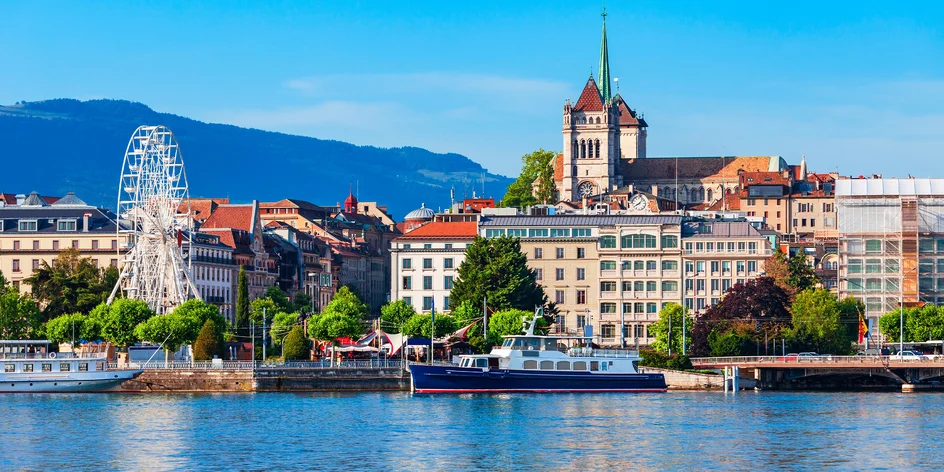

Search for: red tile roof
xmin=621 ymin=156 xmax=780 ymax=181
xmin=200 ymin=228 xmax=254 ymax=254
xmin=740 ymin=171 xmax=791 ymax=187
xmin=614 ymin=94 xmax=647 ymax=127
xmin=573 ymin=76 xmax=604 ymax=112
xmin=183 ymin=198 xmax=228 ymax=221
xmin=396 ymin=221 xmax=478 ymax=240
xmin=201 ymin=204 xmax=255 ymax=232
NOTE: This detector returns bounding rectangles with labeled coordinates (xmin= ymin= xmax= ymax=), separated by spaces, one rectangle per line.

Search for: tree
xmin=648 ymin=303 xmax=692 ymax=355
xmin=134 ymin=313 xmax=201 ymax=363
xmin=235 ymin=266 xmax=249 ymax=330
xmin=45 ymin=312 xmax=100 ymax=346
xmin=764 ymin=250 xmax=819 ymax=298
xmin=449 ymin=236 xmax=551 ymax=315
xmin=380 ymin=300 xmax=416 ymax=333
xmin=24 ymin=248 xmax=118 ymax=320
xmin=691 ymin=277 xmax=789 ymax=356
xmin=486 ymin=309 xmax=547 ymax=345
xmin=500 ymin=149 xmax=557 ymax=207
xmin=0 ymin=282 xmax=42 ymax=339
xmin=270 ymin=311 xmax=299 ymax=346
xmin=250 ymin=297 xmax=279 ymax=325
xmin=192 ymin=320 xmax=223 ymax=361
xmin=307 ymin=313 xmax=363 ymax=345
xmin=789 ymin=288 xmax=853 ymax=354
xmin=101 ymin=298 xmax=154 ymax=349
xmin=880 ymin=305 xmax=944 ymax=343
xmin=401 ymin=313 xmax=458 ymax=339
xmin=171 ymin=299 xmax=228 ymax=340
xmin=282 ymin=325 xmax=311 ymax=361
xmin=293 ymin=292 xmax=313 ymax=314
xmin=322 ymin=286 xmax=368 ymax=320
xmin=264 ymin=286 xmax=293 ymax=313
xmin=451 ymin=299 xmax=481 ymax=325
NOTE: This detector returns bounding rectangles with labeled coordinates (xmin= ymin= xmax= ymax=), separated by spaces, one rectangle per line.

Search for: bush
xmin=638 ymin=348 xmax=693 ymax=370
xmin=282 ymin=326 xmax=311 ymax=361
xmin=192 ymin=320 xmax=222 ymax=361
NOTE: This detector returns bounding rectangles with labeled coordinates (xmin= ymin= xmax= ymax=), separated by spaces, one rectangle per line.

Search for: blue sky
xmin=2 ymin=1 xmax=943 ymax=178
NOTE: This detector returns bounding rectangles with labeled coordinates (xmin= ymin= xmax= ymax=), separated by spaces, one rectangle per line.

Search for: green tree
xmin=172 ymin=299 xmax=228 ymax=340
xmin=134 ymin=313 xmax=201 ymax=363
xmin=307 ymin=313 xmax=363 ymax=345
xmin=322 ymin=286 xmax=368 ymax=320
xmin=235 ymin=266 xmax=249 ymax=330
xmin=449 ymin=236 xmax=551 ymax=315
xmin=500 ymin=149 xmax=557 ymax=207
xmin=250 ymin=297 xmax=279 ymax=324
xmin=451 ymin=299 xmax=481 ymax=325
xmin=764 ymin=250 xmax=819 ymax=298
xmin=380 ymin=300 xmax=416 ymax=333
xmin=648 ymin=303 xmax=692 ymax=355
xmin=270 ymin=311 xmax=299 ymax=346
xmin=401 ymin=313 xmax=458 ymax=339
xmin=45 ymin=312 xmax=100 ymax=346
xmin=486 ymin=309 xmax=546 ymax=345
xmin=101 ymin=298 xmax=154 ymax=349
xmin=789 ymin=288 xmax=852 ymax=354
xmin=880 ymin=305 xmax=944 ymax=343
xmin=264 ymin=286 xmax=294 ymax=313
xmin=282 ymin=325 xmax=311 ymax=361
xmin=0 ymin=282 xmax=42 ymax=339
xmin=293 ymin=292 xmax=313 ymax=313
xmin=192 ymin=320 xmax=223 ymax=361
xmin=24 ymin=248 xmax=118 ymax=320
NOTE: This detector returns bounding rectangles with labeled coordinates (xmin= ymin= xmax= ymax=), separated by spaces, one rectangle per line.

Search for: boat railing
xmin=565 ymin=348 xmax=640 ymax=358
xmin=0 ymin=352 xmax=108 ymax=360
xmin=111 ymin=360 xmax=408 ymax=371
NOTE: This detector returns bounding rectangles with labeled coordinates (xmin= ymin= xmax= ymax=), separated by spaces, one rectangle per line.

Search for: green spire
xmin=598 ymin=8 xmax=611 ymax=103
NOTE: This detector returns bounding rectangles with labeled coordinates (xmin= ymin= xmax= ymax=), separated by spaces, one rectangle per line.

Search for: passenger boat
xmin=409 ymin=316 xmax=667 ymax=393
xmin=0 ymin=340 xmax=142 ymax=393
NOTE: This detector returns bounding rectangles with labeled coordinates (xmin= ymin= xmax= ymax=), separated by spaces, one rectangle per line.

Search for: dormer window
xmin=18 ymin=220 xmax=38 ymax=232
xmin=57 ymin=219 xmax=77 ymax=231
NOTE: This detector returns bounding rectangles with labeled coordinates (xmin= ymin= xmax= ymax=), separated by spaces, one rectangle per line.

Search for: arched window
xmin=691 ymin=189 xmax=699 ymax=202
xmin=698 ymin=188 xmax=705 ymax=201
xmin=572 ymin=166 xmax=577 ymax=176
xmin=580 ymin=140 xmax=586 ymax=159
xmin=707 ymin=189 xmax=713 ymax=201
xmin=599 ymin=235 xmax=617 ymax=248
xmin=596 ymin=117 xmax=601 ymax=124
xmin=595 ymin=140 xmax=601 ymax=158
xmin=572 ymin=139 xmax=578 ymax=157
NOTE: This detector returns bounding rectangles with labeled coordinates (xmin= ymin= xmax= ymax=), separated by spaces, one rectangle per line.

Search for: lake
xmin=1 ymin=391 xmax=939 ymax=470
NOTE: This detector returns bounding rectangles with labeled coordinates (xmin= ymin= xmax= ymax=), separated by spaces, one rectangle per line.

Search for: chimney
xmin=15 ymin=194 xmax=25 ymax=206
xmin=83 ymin=212 xmax=91 ymax=232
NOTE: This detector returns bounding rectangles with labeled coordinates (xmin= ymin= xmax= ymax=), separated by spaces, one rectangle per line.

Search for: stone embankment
xmin=119 ymin=367 xmax=409 ymax=392
xmin=641 ymin=367 xmax=756 ymax=391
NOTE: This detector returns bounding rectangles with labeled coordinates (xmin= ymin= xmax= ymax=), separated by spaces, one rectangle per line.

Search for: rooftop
xmin=396 ymin=221 xmax=478 ymax=240
xmin=480 ymin=215 xmax=683 ymax=227
xmin=836 ymin=178 xmax=944 ymax=197
xmin=620 ymin=156 xmax=784 ymax=181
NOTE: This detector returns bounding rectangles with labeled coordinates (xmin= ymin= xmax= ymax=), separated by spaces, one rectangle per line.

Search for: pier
xmin=692 ymin=356 xmax=944 ymax=391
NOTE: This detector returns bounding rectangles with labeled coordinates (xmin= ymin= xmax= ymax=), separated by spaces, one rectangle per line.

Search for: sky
xmin=2 ymin=1 xmax=944 ymax=178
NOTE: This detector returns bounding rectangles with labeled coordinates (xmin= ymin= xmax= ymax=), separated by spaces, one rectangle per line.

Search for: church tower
xmin=561 ymin=12 xmax=621 ymax=200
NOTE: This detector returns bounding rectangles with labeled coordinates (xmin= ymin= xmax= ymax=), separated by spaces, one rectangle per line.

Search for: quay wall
xmin=119 ymin=368 xmax=409 ymax=392
xmin=643 ymin=367 xmax=756 ymax=391
xmin=120 ymin=369 xmax=254 ymax=392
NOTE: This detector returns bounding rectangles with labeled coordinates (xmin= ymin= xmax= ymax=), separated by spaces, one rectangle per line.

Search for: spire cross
xmin=602 ymin=6 xmax=607 ymax=21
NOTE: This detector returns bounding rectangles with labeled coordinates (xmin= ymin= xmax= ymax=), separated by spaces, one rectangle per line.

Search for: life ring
xmin=49 ymin=352 xmax=57 ymax=359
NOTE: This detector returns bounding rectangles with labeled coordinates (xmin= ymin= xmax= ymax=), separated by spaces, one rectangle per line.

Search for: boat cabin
xmin=0 ymin=340 xmax=109 ymax=375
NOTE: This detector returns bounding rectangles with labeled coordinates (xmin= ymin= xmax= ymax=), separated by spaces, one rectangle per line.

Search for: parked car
xmin=779 ymin=352 xmax=818 ymax=362
xmin=888 ymin=350 xmax=928 ymax=361
xmin=797 ymin=352 xmax=819 ymax=359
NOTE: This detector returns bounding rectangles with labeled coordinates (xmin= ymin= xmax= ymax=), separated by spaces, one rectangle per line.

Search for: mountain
xmin=0 ymin=99 xmax=513 ymax=218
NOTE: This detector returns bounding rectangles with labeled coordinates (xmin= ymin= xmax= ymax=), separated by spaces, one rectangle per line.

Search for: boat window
xmin=540 ymin=360 xmax=554 ymax=370
xmin=23 ymin=364 xmax=33 ymax=372
xmin=632 ymin=361 xmax=639 ymax=371
xmin=475 ymin=358 xmax=488 ymax=368
xmin=558 ymin=361 xmax=571 ymax=371
xmin=502 ymin=338 xmax=516 ymax=349
xmin=59 ymin=363 xmax=70 ymax=372
xmin=519 ymin=338 xmax=540 ymax=351
xmin=79 ymin=363 xmax=88 ymax=372
xmin=573 ymin=361 xmax=587 ymax=370
xmin=41 ymin=364 xmax=51 ymax=372
xmin=96 ymin=362 xmax=104 ymax=371
xmin=590 ymin=361 xmax=599 ymax=371
xmin=523 ymin=360 xmax=538 ymax=370
xmin=542 ymin=338 xmax=557 ymax=351
xmin=4 ymin=364 xmax=13 ymax=373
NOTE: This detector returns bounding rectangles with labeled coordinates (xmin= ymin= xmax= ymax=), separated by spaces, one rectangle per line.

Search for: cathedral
xmin=554 ymin=15 xmax=790 ymax=207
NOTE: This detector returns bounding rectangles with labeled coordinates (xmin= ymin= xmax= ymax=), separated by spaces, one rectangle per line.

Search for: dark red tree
xmin=691 ymin=277 xmax=790 ymax=356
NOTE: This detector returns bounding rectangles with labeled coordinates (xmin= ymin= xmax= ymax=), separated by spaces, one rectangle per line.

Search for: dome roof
xmin=343 ymin=191 xmax=358 ymax=213
xmin=404 ymin=203 xmax=434 ymax=221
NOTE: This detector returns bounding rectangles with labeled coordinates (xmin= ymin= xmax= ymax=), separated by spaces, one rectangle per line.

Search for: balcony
xmin=663 ymin=290 xmax=680 ymax=299
xmin=662 ymin=270 xmax=679 ymax=278
xmin=205 ymin=296 xmax=226 ymax=304
xmin=600 ymin=269 xmax=618 ymax=278
xmin=191 ymin=255 xmax=235 ymax=265
xmin=599 ymin=291 xmax=620 ymax=300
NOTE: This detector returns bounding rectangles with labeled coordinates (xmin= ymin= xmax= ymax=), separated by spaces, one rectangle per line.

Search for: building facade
xmin=390 ymin=221 xmax=478 ymax=314
xmin=187 ymin=232 xmax=236 ymax=322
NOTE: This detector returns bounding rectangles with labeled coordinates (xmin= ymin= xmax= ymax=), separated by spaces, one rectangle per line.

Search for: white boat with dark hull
xmin=0 ymin=340 xmax=142 ymax=393
xmin=410 ymin=316 xmax=667 ymax=393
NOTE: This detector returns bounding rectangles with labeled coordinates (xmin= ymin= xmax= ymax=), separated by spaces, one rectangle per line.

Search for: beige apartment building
xmin=0 ymin=192 xmax=127 ymax=293
xmin=390 ymin=221 xmax=478 ymax=314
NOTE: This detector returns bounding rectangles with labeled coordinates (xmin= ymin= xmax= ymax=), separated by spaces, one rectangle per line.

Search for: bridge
xmin=691 ymin=356 xmax=944 ymax=392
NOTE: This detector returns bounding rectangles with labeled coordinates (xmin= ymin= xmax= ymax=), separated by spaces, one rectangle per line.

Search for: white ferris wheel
xmin=108 ymin=125 xmax=200 ymax=314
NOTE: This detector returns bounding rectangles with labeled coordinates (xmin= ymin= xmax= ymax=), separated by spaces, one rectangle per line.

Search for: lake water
xmin=1 ymin=391 xmax=940 ymax=470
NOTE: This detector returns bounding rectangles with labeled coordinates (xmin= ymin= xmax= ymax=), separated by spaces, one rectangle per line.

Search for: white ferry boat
xmin=410 ymin=316 xmax=667 ymax=393
xmin=0 ymin=340 xmax=142 ymax=392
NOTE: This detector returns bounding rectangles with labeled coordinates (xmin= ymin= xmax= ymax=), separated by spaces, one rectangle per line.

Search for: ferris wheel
xmin=107 ymin=125 xmax=200 ymax=314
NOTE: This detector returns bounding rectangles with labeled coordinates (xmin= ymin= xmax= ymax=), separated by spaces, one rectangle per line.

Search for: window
xmin=621 ymin=234 xmax=657 ymax=249
xmin=444 ymin=276 xmax=453 ymax=289
xmin=403 ymin=296 xmax=412 ymax=306
xmin=423 ymin=258 xmax=433 ymax=269
xmin=79 ymin=363 xmax=88 ymax=372
xmin=53 ymin=240 xmax=59 ymax=250
xmin=31 ymin=240 xmax=39 ymax=250
xmin=696 ymin=279 xmax=706 ymax=292
xmin=23 ymin=364 xmax=33 ymax=372
xmin=622 ymin=281 xmax=633 ymax=292
xmin=865 ymin=240 xmax=882 ymax=254
xmin=72 ymin=240 xmax=78 ymax=249
xmin=707 ymin=242 xmax=715 ymax=252
xmin=623 ymin=303 xmax=633 ymax=314
xmin=18 ymin=220 xmax=38 ymax=232
xmin=646 ymin=260 xmax=657 ymax=271
xmin=865 ymin=259 xmax=881 ymax=274
xmin=485 ymin=229 xmax=505 ymax=238
xmin=576 ymin=290 xmax=586 ymax=304
xmin=600 ymin=261 xmax=616 ymax=271
xmin=710 ymin=261 xmax=720 ymax=273
xmin=920 ymin=240 xmax=936 ymax=254
xmin=534 ymin=248 xmax=543 ymax=259
xmin=555 ymin=290 xmax=565 ymax=304
xmin=423 ymin=276 xmax=432 ymax=290
xmin=13 ymin=240 xmax=19 ymax=250
xmin=555 ymin=268 xmax=565 ymax=281
xmin=403 ymin=244 xmax=411 ymax=249
xmin=42 ymin=364 xmax=51 ymax=372
xmin=577 ymin=315 xmax=586 ymax=328
xmin=662 ymin=281 xmax=678 ymax=292
xmin=600 ymin=303 xmax=617 ymax=314
xmin=12 ymin=259 xmax=20 ymax=272
xmin=31 ymin=259 xmax=39 ymax=270
xmin=634 ymin=281 xmax=644 ymax=292
xmin=444 ymin=258 xmax=454 ymax=269
xmin=550 ymin=229 xmax=570 ymax=238
xmin=647 ymin=303 xmax=658 ymax=314
xmin=443 ymin=296 xmax=450 ymax=309
xmin=556 ymin=247 xmax=565 ymax=259
xmin=523 ymin=360 xmax=538 ymax=370
xmin=661 ymin=235 xmax=678 ymax=248
xmin=423 ymin=297 xmax=433 ymax=311
xmin=634 ymin=302 xmax=645 ymax=313
xmin=535 ymin=268 xmax=543 ymax=281
xmin=577 ymin=248 xmax=585 ymax=259
xmin=423 ymin=244 xmax=432 ymax=249
xmin=402 ymin=258 xmax=412 ymax=269
xmin=685 ymin=279 xmax=694 ymax=293
xmin=646 ymin=281 xmax=657 ymax=292
xmin=601 ymin=281 xmax=617 ymax=292
xmin=634 ymin=261 xmax=645 ymax=270
xmin=736 ymin=261 xmax=746 ymax=273
xmin=696 ymin=261 xmax=706 ymax=273
xmin=572 ymin=228 xmax=592 ymax=237
xmin=507 ymin=229 xmax=527 ymax=238
xmin=847 ymin=259 xmax=863 ymax=274
xmin=3 ymin=364 xmax=12 ymax=373
xmin=711 ymin=279 xmax=720 ymax=292
xmin=685 ymin=261 xmax=694 ymax=274
xmin=59 ymin=363 xmax=70 ymax=372
xmin=747 ymin=261 xmax=757 ymax=273
xmin=402 ymin=276 xmax=412 ymax=290
xmin=528 ymin=229 xmax=549 ymax=238
xmin=601 ymin=324 xmax=615 ymax=338
xmin=110 ymin=259 xmax=118 ymax=268
xmin=886 ymin=259 xmax=899 ymax=273
xmin=599 ymin=235 xmax=617 ymax=249
xmin=662 ymin=260 xmax=678 ymax=271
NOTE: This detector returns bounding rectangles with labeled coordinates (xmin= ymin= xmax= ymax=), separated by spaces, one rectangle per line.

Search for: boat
xmin=409 ymin=315 xmax=667 ymax=393
xmin=0 ymin=340 xmax=143 ymax=393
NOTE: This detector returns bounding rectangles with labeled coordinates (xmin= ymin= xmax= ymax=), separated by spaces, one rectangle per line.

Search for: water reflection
xmin=2 ymin=392 xmax=944 ymax=470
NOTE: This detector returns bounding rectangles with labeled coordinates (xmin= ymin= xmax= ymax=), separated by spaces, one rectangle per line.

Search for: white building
xmin=389 ymin=221 xmax=478 ymax=313
xmin=186 ymin=232 xmax=236 ymax=323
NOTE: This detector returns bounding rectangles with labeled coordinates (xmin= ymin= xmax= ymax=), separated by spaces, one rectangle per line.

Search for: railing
xmin=1 ymin=352 xmax=107 ymax=360
xmin=564 ymin=347 xmax=639 ymax=358
xmin=191 ymin=255 xmax=236 ymax=265
xmin=692 ymin=355 xmax=944 ymax=365
xmin=112 ymin=360 xmax=407 ymax=370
